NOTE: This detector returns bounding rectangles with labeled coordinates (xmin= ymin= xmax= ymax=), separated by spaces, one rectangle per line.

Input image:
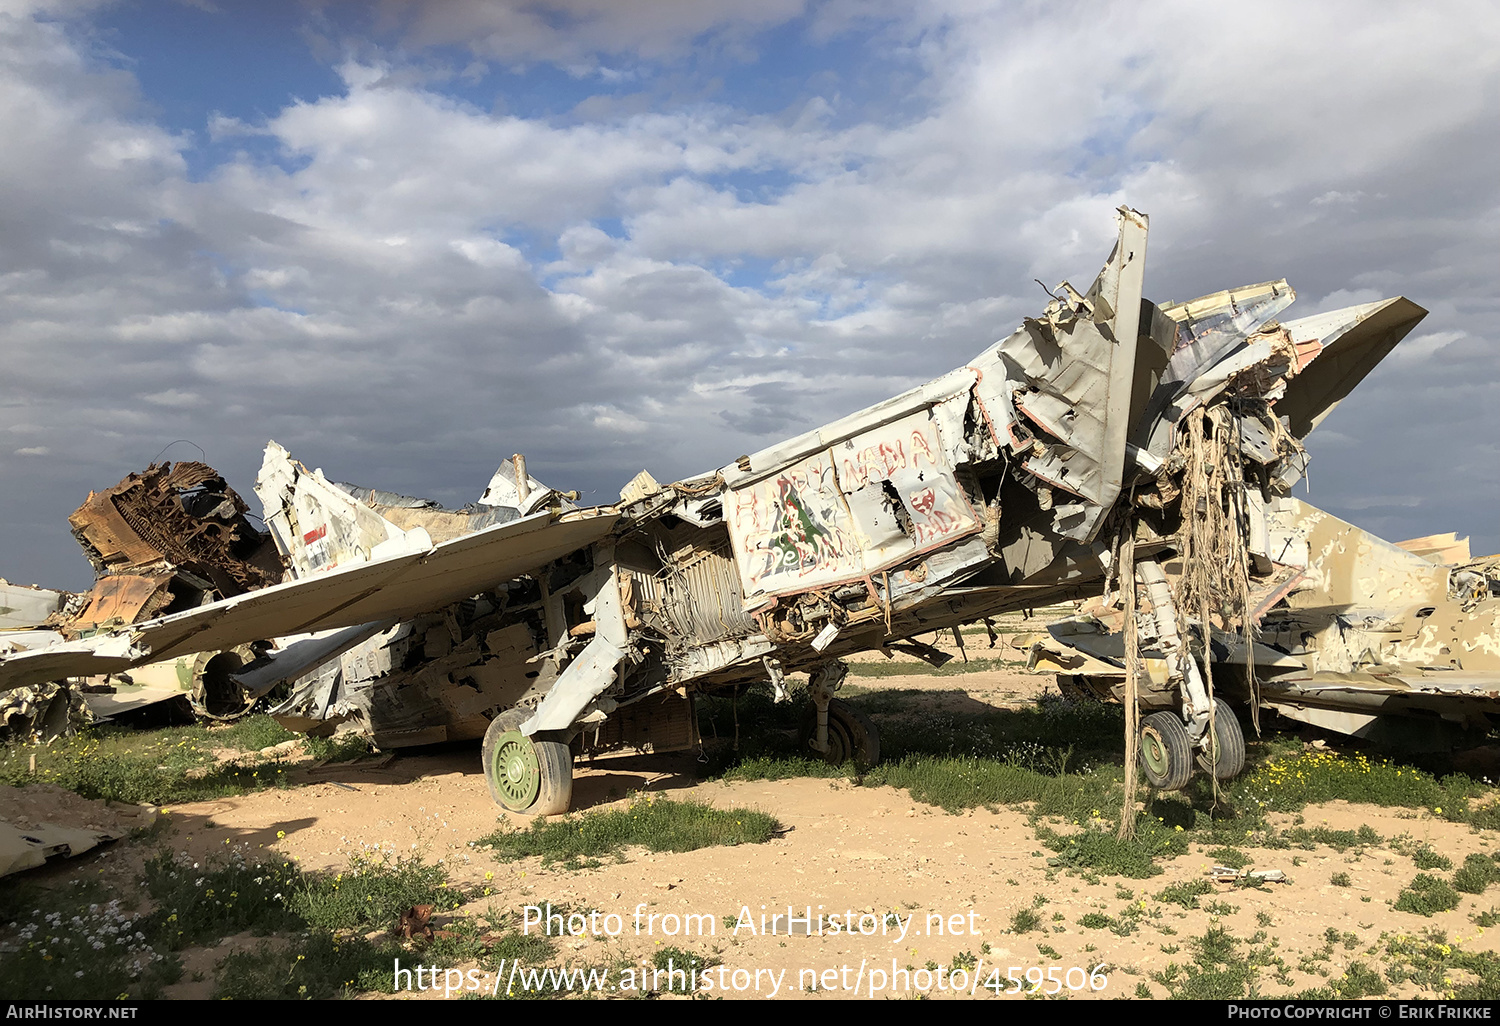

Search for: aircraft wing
xmin=0 ymin=507 xmax=619 ymax=693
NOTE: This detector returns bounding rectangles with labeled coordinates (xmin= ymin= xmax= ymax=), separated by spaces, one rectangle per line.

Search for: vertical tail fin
xmin=255 ymin=441 xmax=428 ymax=578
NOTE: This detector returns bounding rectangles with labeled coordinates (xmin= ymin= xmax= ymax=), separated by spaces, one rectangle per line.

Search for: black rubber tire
xmin=801 ymin=698 xmax=881 ymax=769
xmin=481 ymin=708 xmax=574 ymax=815
xmin=1139 ymin=710 xmax=1194 ymax=791
xmin=530 ymin=740 xmax=574 ymax=816
xmin=1196 ymin=698 xmax=1246 ymax=781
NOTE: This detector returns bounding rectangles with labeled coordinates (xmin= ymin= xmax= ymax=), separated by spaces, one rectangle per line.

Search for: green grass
xmin=1411 ymin=844 xmax=1454 ymax=871
xmin=291 ymin=851 xmax=467 ymax=933
xmin=1233 ymin=749 xmax=1485 ymax=822
xmin=1295 ymin=961 xmax=1388 ymax=1000
xmin=1009 ymin=908 xmax=1041 ymax=933
xmin=1207 ymin=846 xmax=1252 ymax=868
xmin=0 ymin=717 xmax=302 ymax=805
xmin=479 ymin=795 xmax=780 ymax=865
xmin=1275 ymin=824 xmax=1381 ymax=852
xmin=214 ymin=932 xmax=395 ymax=1000
xmin=866 ymin=757 xmax=1115 ymax=815
xmin=0 ymin=840 xmax=483 ymax=1000
xmin=846 ymin=656 xmax=1024 ymax=678
xmin=1038 ymin=821 xmax=1186 ymax=879
xmin=1384 ymin=928 xmax=1500 ymax=998
xmin=0 ymin=714 xmax=373 ymax=807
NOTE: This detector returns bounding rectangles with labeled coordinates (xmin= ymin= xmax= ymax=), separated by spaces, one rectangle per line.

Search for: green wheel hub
xmin=491 ymin=730 xmax=541 ymax=810
xmin=1141 ymin=728 xmax=1170 ymax=777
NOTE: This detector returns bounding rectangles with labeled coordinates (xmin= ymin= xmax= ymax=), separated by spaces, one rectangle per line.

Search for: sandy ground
xmin=8 ymin=629 xmax=1500 ymax=1001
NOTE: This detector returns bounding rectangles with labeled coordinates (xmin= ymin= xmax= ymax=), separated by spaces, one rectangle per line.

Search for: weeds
xmin=1154 ymin=880 xmax=1214 ymax=909
xmin=1038 ymin=820 xmax=1186 ymax=879
xmin=1453 ymin=853 xmax=1500 ymax=895
xmin=1411 ymin=845 xmax=1454 ymax=872
xmin=1384 ymin=928 xmax=1500 ymax=998
xmin=1276 ymin=824 xmax=1381 ymax=852
xmin=1151 ymin=926 xmax=1260 ymax=999
xmin=214 ymin=932 xmax=392 ymax=1000
xmin=1010 ymin=909 xmax=1041 ymax=934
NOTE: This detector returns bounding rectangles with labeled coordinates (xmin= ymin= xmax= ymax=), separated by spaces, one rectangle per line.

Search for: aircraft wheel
xmin=802 ymin=698 xmax=880 ymax=769
xmin=1139 ymin=710 xmax=1193 ymax=791
xmin=1196 ymin=698 xmax=1246 ymax=781
xmin=482 ymin=711 xmax=573 ymax=816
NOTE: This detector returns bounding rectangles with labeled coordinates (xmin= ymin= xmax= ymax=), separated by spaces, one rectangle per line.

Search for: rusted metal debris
xmin=3 ymin=208 xmax=1484 ymax=813
xmin=67 ymin=461 xmax=284 ymax=630
xmin=0 ymin=462 xmax=286 ymax=736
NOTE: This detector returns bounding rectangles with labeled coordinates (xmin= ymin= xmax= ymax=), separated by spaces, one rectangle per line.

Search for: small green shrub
xmin=1455 ymin=853 xmax=1500 ymax=895
xmin=1010 ymin=909 xmax=1041 ymax=933
xmin=1411 ymin=845 xmax=1453 ymax=872
xmin=1394 ymin=874 xmax=1461 ymax=917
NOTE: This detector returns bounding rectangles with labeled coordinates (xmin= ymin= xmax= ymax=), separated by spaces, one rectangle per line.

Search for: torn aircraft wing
xmin=0 ymin=507 xmax=618 ymax=693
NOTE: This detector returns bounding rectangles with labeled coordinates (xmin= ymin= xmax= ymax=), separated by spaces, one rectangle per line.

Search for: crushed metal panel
xmin=1395 ymin=532 xmax=1472 ymax=565
xmin=138 ymin=510 xmax=618 ymax=662
xmin=836 ymin=410 xmax=981 ymax=561
xmin=726 ymin=409 xmax=983 ymax=603
xmin=1273 ymin=499 xmax=1448 ymax=619
xmin=0 ymin=823 xmax=118 ymax=877
xmin=971 ymin=207 xmax=1148 ymax=541
xmin=719 ymin=368 xmax=978 ymax=489
xmin=68 ymin=573 xmax=176 ymax=632
xmin=256 ymin=440 xmax=411 ymax=576
xmin=1134 ymin=280 xmax=1296 ymax=459
xmin=68 ymin=460 xmax=284 ymax=595
xmin=0 ymin=634 xmax=148 ymax=692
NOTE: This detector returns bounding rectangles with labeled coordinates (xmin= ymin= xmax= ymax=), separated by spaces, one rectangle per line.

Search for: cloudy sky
xmin=2 ymin=0 xmax=1496 ymax=590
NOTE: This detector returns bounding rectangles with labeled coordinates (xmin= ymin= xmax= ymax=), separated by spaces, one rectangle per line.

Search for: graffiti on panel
xmin=728 ymin=452 xmax=861 ymax=595
xmin=839 ymin=413 xmax=979 ymax=565
xmin=898 ymin=473 xmax=975 ymax=548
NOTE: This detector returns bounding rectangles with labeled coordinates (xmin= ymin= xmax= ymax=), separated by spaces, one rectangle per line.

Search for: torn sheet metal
xmin=0 ymin=581 xmax=75 ymax=630
xmin=0 ymin=823 xmax=119 ymax=877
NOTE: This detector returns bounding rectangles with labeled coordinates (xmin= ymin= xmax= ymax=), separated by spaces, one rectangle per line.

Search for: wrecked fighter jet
xmin=0 ymin=207 xmax=1448 ymax=812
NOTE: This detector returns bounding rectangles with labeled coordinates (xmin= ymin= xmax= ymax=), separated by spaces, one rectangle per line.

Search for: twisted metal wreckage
xmin=3 ymin=208 xmax=1496 ymax=817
